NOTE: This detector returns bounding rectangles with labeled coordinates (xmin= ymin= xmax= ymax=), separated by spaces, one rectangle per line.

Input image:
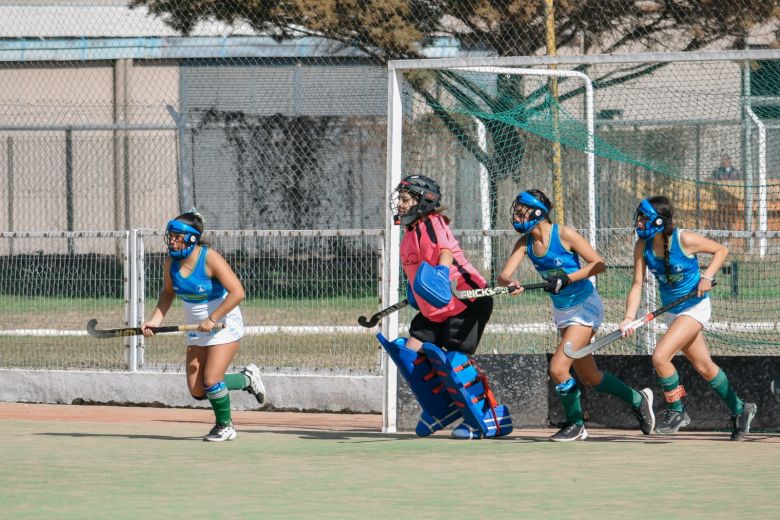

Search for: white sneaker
xmin=203 ymin=423 xmax=236 ymax=442
xmin=242 ymin=363 xmax=267 ymax=405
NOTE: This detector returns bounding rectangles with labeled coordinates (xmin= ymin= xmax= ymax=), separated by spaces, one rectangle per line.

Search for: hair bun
xmin=186 ymin=208 xmax=204 ymax=223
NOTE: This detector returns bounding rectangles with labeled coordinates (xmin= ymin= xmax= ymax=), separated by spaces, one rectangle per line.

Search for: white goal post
xmin=383 ymin=61 xmax=597 ymax=433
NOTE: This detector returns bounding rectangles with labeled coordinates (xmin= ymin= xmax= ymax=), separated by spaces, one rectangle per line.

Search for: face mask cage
xmin=391 ymin=180 xmax=440 ymax=226
xmin=165 ymin=220 xmax=201 ymax=258
xmin=634 ymin=201 xmax=664 ymax=239
xmin=511 ymin=192 xmax=548 ymax=234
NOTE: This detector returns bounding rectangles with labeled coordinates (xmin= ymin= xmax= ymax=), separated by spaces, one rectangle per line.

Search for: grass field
xmin=1 ymin=403 xmax=779 ymax=519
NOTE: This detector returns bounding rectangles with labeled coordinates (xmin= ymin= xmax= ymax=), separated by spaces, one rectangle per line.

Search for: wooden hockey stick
xmin=450 ymin=279 xmax=552 ymax=299
xmin=86 ymin=319 xmax=223 ymax=338
xmin=564 ymin=282 xmax=716 ymax=359
xmin=357 ymin=299 xmax=409 ymax=328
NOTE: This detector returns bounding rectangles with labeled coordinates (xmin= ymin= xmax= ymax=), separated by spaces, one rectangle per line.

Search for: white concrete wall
xmin=0 ymin=369 xmax=382 ymax=413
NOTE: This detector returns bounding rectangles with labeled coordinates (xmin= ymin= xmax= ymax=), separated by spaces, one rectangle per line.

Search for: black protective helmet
xmin=391 ymin=175 xmax=442 ymax=226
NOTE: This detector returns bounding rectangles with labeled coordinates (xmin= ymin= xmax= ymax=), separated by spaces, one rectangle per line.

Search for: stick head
xmin=357 ymin=316 xmax=378 ymax=328
xmin=86 ymin=319 xmax=113 ymax=338
xmin=563 ymin=341 xmax=577 ymax=358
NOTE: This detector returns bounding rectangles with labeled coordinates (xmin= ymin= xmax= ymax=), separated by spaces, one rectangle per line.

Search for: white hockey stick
xmin=564 ymin=283 xmax=716 ymax=359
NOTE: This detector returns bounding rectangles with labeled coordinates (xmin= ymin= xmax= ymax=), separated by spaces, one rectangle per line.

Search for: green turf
xmin=1 ymin=420 xmax=779 ymax=518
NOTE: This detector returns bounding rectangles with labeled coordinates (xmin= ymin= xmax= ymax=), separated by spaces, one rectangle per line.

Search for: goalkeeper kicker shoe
xmin=549 ymin=423 xmax=588 ymax=442
xmin=655 ymin=408 xmax=690 ymax=434
xmin=203 ymin=423 xmax=236 ymax=442
xmin=730 ymin=402 xmax=757 ymax=441
xmin=632 ymin=387 xmax=656 ymax=435
xmin=242 ymin=363 xmax=267 ymax=405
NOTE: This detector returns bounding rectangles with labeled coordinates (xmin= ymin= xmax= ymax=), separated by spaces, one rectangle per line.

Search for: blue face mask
xmin=634 ymin=199 xmax=665 ymax=239
xmin=165 ymin=220 xmax=201 ymax=258
xmin=511 ymin=191 xmax=549 ymax=234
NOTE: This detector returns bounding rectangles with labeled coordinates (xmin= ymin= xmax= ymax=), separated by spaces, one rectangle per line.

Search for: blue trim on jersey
xmin=526 ymin=224 xmax=594 ymax=309
xmin=170 ymin=246 xmax=227 ymax=303
xmin=643 ymin=228 xmax=707 ymax=313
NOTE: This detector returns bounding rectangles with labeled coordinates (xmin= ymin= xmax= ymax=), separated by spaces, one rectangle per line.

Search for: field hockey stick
xmin=357 ymin=299 xmax=409 ymax=328
xmin=86 ymin=319 xmax=224 ymax=338
xmin=564 ymin=281 xmax=716 ymax=359
xmin=450 ymin=279 xmax=552 ymax=299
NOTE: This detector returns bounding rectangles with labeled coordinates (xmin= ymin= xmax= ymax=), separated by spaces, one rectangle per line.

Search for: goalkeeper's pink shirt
xmin=400 ymin=214 xmax=487 ymax=322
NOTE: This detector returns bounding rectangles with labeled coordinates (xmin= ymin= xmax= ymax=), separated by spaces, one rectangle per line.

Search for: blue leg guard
xmin=376 ymin=333 xmax=462 ymax=436
xmin=421 ymin=343 xmax=513 ymax=439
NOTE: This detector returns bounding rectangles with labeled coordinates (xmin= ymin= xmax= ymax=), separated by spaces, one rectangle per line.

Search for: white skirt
xmin=182 ymin=297 xmax=244 ymax=347
xmin=552 ymin=290 xmax=604 ymax=332
xmin=664 ymin=297 xmax=711 ymax=327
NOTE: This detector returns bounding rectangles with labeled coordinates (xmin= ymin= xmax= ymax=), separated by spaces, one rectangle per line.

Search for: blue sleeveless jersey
xmin=527 ymin=224 xmax=594 ymax=309
xmin=643 ymin=228 xmax=706 ymax=313
xmin=170 ymin=247 xmax=227 ymax=304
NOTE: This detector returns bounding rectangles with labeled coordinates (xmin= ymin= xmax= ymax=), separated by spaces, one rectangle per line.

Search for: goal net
xmin=388 ymin=55 xmax=780 ymax=356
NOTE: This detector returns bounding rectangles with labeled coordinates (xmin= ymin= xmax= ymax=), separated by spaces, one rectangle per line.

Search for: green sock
xmin=205 ymin=382 xmax=233 ymax=426
xmin=225 ymin=372 xmax=249 ymax=391
xmin=594 ymin=371 xmax=643 ymax=408
xmin=658 ymin=372 xmax=684 ymax=412
xmin=558 ymin=388 xmax=584 ymax=425
xmin=708 ymin=369 xmax=743 ymax=415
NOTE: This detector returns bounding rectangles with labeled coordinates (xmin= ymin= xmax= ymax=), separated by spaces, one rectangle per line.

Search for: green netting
xmin=401 ymin=62 xmax=780 ymax=354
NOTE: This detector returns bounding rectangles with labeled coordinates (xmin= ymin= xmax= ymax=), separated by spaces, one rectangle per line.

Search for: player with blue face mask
xmin=500 ymin=189 xmax=655 ymax=441
xmin=622 ymin=195 xmax=756 ymax=440
xmin=143 ymin=210 xmax=267 ymax=442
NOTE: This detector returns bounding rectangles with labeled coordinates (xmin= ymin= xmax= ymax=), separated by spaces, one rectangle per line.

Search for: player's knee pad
xmin=376 ymin=333 xmax=462 ymax=436
xmin=204 ymin=381 xmax=228 ymax=400
xmin=421 ymin=343 xmax=513 ymax=440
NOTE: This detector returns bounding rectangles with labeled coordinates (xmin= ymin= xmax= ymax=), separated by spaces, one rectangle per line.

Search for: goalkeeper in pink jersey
xmin=393 ymin=175 xmax=493 ymax=356
xmin=375 ymin=175 xmax=512 ymax=439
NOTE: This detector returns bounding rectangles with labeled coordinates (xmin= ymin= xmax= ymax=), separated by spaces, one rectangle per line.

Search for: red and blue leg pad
xmin=376 ymin=333 xmax=462 ymax=436
xmin=421 ymin=342 xmax=513 ymax=439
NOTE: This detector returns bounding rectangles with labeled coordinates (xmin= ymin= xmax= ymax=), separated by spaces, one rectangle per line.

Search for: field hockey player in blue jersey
xmin=621 ymin=196 xmax=756 ymax=439
xmin=498 ymin=189 xmax=655 ymax=441
xmin=141 ymin=210 xmax=267 ymax=442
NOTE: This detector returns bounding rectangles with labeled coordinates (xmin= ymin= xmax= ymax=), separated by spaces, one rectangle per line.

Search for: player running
xmin=498 ymin=189 xmax=655 ymax=441
xmin=621 ymin=195 xmax=756 ymax=439
xmin=142 ymin=210 xmax=266 ymax=441
xmin=376 ymin=175 xmax=512 ymax=439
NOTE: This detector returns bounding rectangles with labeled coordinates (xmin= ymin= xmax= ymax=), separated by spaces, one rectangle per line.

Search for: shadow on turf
xmin=35 ymin=429 xmax=773 ymax=443
xmin=37 ymin=432 xmax=201 ymax=441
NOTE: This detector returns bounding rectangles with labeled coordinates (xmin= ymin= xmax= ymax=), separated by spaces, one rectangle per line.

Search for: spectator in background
xmin=712 ymin=154 xmax=740 ymax=180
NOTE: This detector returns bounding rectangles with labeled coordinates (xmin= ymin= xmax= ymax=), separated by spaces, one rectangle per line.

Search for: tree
xmin=131 ymin=1 xmax=780 ymax=60
xmin=132 ymin=0 xmax=780 ymax=227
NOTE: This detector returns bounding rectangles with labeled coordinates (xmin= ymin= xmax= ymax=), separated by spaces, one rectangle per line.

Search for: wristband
xmin=700 ymin=274 xmax=715 ymax=282
xmin=207 ymin=315 xmax=216 ymax=324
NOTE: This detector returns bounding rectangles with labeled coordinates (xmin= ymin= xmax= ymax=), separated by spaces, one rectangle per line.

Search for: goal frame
xmin=383 ymin=61 xmax=597 ymax=433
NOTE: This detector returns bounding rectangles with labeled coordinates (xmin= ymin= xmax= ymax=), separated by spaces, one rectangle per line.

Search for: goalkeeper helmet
xmin=634 ymin=198 xmax=666 ymax=239
xmin=391 ymin=175 xmax=442 ymax=226
xmin=512 ymin=190 xmax=550 ymax=234
xmin=165 ymin=219 xmax=201 ymax=259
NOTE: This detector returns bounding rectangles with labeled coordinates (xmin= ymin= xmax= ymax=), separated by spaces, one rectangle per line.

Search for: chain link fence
xmin=1 ymin=3 xmax=780 ymax=376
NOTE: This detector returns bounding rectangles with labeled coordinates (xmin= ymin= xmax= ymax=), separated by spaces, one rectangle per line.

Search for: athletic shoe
xmin=730 ymin=402 xmax=757 ymax=441
xmin=241 ymin=363 xmax=267 ymax=405
xmin=549 ymin=422 xmax=588 ymax=442
xmin=632 ymin=387 xmax=656 ymax=435
xmin=654 ymin=408 xmax=691 ymax=434
xmin=203 ymin=423 xmax=236 ymax=442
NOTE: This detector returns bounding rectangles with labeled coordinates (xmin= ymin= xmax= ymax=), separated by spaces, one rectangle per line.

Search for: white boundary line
xmin=3 ymin=321 xmax=778 ymax=337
